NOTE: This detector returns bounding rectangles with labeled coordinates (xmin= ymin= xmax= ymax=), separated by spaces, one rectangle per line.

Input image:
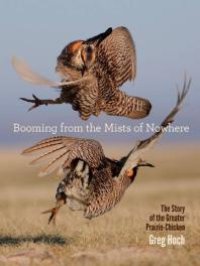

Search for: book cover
xmin=0 ymin=1 xmax=199 ymax=265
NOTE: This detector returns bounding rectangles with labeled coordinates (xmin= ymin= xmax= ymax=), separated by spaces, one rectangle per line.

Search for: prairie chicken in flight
xmin=12 ymin=26 xmax=151 ymax=120
xmin=21 ymin=79 xmax=190 ymax=223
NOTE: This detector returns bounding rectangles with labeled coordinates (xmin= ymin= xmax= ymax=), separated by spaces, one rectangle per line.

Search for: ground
xmin=0 ymin=143 xmax=199 ymax=265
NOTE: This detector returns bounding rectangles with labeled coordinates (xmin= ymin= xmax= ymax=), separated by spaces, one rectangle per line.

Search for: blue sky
xmin=0 ymin=0 xmax=199 ymax=147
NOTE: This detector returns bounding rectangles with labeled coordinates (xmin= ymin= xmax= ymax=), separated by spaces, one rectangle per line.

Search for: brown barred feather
xmin=30 ymin=146 xmax=66 ymax=165
xmin=95 ymin=26 xmax=136 ymax=87
xmin=23 ymin=137 xmax=106 ymax=175
xmin=103 ymin=90 xmax=152 ymax=119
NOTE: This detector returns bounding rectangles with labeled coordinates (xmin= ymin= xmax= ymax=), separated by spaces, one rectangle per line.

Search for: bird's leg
xmin=20 ymin=94 xmax=63 ymax=111
xmin=42 ymin=194 xmax=67 ymax=225
xmin=42 ymin=181 xmax=67 ymax=225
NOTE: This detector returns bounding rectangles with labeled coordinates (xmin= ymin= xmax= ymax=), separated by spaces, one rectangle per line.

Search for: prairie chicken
xmin=12 ymin=26 xmax=151 ymax=120
xmin=21 ymin=79 xmax=190 ymax=223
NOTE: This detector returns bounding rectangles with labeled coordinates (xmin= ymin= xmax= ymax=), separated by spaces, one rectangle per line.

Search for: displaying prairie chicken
xmin=12 ymin=26 xmax=151 ymax=120
xmin=21 ymin=79 xmax=190 ymax=223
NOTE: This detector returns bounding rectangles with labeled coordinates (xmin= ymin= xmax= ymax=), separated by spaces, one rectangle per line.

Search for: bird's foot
xmin=20 ymin=94 xmax=46 ymax=111
xmin=42 ymin=206 xmax=60 ymax=225
xmin=42 ymin=197 xmax=66 ymax=225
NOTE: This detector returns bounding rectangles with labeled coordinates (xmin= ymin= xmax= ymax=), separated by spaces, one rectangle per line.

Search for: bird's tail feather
xmin=104 ymin=90 xmax=152 ymax=119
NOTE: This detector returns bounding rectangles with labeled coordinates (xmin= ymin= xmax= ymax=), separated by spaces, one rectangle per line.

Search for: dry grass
xmin=0 ymin=143 xmax=199 ymax=265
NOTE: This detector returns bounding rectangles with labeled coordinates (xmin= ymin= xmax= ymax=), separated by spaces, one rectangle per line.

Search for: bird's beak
xmin=138 ymin=160 xmax=155 ymax=168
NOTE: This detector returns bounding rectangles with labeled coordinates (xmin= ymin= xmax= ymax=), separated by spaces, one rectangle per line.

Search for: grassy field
xmin=0 ymin=143 xmax=199 ymax=265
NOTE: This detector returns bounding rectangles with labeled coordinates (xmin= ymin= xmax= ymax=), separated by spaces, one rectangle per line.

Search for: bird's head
xmin=120 ymin=157 xmax=154 ymax=184
xmin=126 ymin=159 xmax=154 ymax=180
xmin=56 ymin=40 xmax=96 ymax=77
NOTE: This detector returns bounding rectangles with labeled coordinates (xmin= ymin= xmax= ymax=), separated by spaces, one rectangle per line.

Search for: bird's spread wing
xmin=93 ymin=26 xmax=136 ymax=87
xmin=12 ymin=56 xmax=59 ymax=87
xmin=12 ymin=56 xmax=89 ymax=88
xmin=119 ymin=77 xmax=191 ymax=176
xmin=22 ymin=136 xmax=105 ymax=177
